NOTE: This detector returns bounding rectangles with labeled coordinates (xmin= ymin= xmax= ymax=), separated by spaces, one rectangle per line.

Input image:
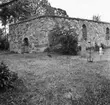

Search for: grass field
xmin=0 ymin=52 xmax=110 ymax=105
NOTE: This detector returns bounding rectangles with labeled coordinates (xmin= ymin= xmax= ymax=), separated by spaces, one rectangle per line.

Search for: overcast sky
xmin=48 ymin=0 xmax=110 ymax=22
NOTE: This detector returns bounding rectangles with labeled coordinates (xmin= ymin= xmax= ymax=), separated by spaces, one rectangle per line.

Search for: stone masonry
xmin=9 ymin=16 xmax=110 ymax=53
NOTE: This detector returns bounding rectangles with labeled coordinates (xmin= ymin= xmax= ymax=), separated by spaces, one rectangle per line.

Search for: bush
xmin=0 ymin=38 xmax=9 ymax=50
xmin=49 ymin=23 xmax=79 ymax=55
xmin=60 ymin=35 xmax=78 ymax=55
xmin=0 ymin=61 xmax=18 ymax=91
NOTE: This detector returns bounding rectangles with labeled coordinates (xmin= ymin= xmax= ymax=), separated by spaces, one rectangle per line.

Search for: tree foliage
xmin=0 ymin=0 xmax=68 ymax=25
xmin=59 ymin=32 xmax=78 ymax=55
xmin=0 ymin=0 xmax=34 ymax=25
xmin=0 ymin=0 xmax=18 ymax=7
xmin=0 ymin=28 xmax=3 ymax=37
xmin=49 ymin=23 xmax=78 ymax=55
xmin=33 ymin=0 xmax=68 ymax=17
xmin=0 ymin=37 xmax=9 ymax=50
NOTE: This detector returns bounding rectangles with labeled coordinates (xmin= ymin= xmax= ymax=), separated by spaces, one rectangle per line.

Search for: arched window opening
xmin=23 ymin=37 xmax=29 ymax=46
xmin=22 ymin=37 xmax=29 ymax=53
xmin=82 ymin=24 xmax=87 ymax=40
xmin=106 ymin=27 xmax=109 ymax=40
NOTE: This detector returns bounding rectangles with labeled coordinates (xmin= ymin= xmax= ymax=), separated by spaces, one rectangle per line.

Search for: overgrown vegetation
xmin=49 ymin=24 xmax=78 ymax=55
xmin=0 ymin=28 xmax=9 ymax=50
xmin=59 ymin=34 xmax=78 ymax=55
xmin=0 ymin=61 xmax=29 ymax=105
xmin=0 ymin=61 xmax=18 ymax=90
xmin=0 ymin=0 xmax=68 ymax=25
xmin=0 ymin=38 xmax=9 ymax=50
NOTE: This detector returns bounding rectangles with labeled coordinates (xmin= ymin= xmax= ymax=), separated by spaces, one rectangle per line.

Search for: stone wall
xmin=9 ymin=16 xmax=110 ymax=53
xmin=9 ymin=17 xmax=56 ymax=53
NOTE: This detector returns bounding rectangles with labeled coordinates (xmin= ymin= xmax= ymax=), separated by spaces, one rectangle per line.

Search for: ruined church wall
xmin=9 ymin=16 xmax=110 ymax=53
xmin=9 ymin=17 xmax=56 ymax=53
xmin=64 ymin=18 xmax=110 ymax=47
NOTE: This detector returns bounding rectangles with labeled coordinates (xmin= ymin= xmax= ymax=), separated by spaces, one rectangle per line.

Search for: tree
xmin=49 ymin=21 xmax=78 ymax=55
xmin=33 ymin=0 xmax=68 ymax=17
xmin=0 ymin=0 xmax=18 ymax=8
xmin=0 ymin=0 xmax=34 ymax=25
xmin=59 ymin=30 xmax=78 ymax=55
xmin=0 ymin=28 xmax=3 ymax=35
xmin=0 ymin=0 xmax=68 ymax=25
xmin=92 ymin=15 xmax=101 ymax=22
xmin=0 ymin=0 xmax=52 ymax=24
xmin=0 ymin=28 xmax=3 ymax=40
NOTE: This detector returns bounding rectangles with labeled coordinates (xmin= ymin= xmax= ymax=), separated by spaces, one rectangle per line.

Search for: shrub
xmin=0 ymin=61 xmax=18 ymax=91
xmin=60 ymin=34 xmax=78 ymax=55
xmin=0 ymin=38 xmax=9 ymax=50
xmin=49 ymin=23 xmax=78 ymax=55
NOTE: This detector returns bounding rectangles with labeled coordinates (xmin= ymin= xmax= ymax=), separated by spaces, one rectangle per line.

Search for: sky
xmin=48 ymin=0 xmax=110 ymax=22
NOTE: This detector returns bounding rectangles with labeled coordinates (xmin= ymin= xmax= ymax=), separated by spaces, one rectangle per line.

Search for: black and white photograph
xmin=0 ymin=0 xmax=110 ymax=104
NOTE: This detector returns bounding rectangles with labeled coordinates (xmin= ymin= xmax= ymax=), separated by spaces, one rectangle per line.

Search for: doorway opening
xmin=23 ymin=37 xmax=29 ymax=53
